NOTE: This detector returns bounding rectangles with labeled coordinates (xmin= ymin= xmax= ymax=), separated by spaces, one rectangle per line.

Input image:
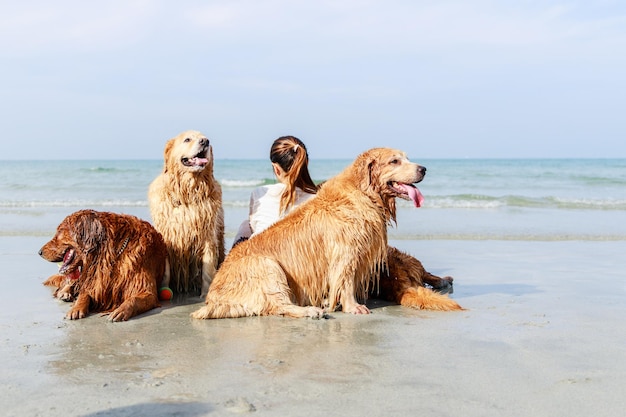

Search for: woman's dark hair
xmin=270 ymin=136 xmax=317 ymax=213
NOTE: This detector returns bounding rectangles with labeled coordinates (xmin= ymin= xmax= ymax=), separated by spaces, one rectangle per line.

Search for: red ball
xmin=159 ymin=287 xmax=173 ymax=301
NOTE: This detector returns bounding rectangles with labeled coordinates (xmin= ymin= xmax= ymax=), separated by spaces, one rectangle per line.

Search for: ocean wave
xmin=0 ymin=200 xmax=148 ymax=208
xmin=408 ymin=194 xmax=626 ymax=210
xmin=77 ymin=165 xmax=151 ymax=174
xmin=2 ymin=195 xmax=625 ymax=210
xmin=222 ymin=200 xmax=250 ymax=208
xmin=549 ymin=197 xmax=626 ymax=210
xmin=219 ymin=178 xmax=272 ymax=188
xmin=575 ymin=175 xmax=626 ymax=186
xmin=81 ymin=167 xmax=122 ymax=173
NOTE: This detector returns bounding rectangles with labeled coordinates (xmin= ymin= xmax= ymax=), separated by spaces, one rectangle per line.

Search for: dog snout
xmin=38 ymin=248 xmax=43 ymax=257
xmin=418 ymin=166 xmax=427 ymax=176
xmin=199 ymin=137 xmax=209 ymax=147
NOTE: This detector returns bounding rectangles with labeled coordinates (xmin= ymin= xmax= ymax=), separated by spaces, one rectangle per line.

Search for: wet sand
xmin=2 ymin=237 xmax=625 ymax=416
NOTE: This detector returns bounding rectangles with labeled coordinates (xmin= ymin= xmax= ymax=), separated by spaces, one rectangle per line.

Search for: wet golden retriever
xmin=149 ymin=130 xmax=225 ymax=296
xmin=39 ymin=210 xmax=167 ymax=321
xmin=191 ymin=147 xmax=460 ymax=320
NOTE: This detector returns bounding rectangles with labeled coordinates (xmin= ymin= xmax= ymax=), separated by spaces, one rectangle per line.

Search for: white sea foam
xmin=219 ymin=179 xmax=267 ymax=188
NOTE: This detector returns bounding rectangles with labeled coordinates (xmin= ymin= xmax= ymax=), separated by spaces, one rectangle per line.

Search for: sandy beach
xmin=3 ymin=0 xmax=626 ymax=414
xmin=2 ymin=235 xmax=625 ymax=417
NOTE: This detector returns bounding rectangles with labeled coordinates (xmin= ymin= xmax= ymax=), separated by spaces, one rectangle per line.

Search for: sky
xmin=1 ymin=0 xmax=625 ymax=160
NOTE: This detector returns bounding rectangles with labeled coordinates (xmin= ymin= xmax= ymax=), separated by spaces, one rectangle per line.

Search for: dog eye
xmin=390 ymin=159 xmax=399 ymax=165
xmin=184 ymin=138 xmax=191 ymax=143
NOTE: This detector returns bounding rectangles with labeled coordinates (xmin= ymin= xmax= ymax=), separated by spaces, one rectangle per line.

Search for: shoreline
xmin=2 ymin=237 xmax=625 ymax=416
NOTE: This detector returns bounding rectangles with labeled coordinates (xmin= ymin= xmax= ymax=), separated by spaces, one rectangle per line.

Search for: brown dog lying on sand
xmin=39 ymin=210 xmax=167 ymax=321
xmin=378 ymin=246 xmax=460 ymax=310
xmin=192 ymin=147 xmax=461 ymax=320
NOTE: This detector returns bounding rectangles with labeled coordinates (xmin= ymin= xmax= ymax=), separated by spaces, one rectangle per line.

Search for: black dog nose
xmin=38 ymin=249 xmax=43 ymax=256
xmin=419 ymin=166 xmax=427 ymax=175
xmin=199 ymin=137 xmax=209 ymax=146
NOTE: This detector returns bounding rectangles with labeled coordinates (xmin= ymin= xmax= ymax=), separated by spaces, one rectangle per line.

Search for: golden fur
xmin=148 ymin=130 xmax=225 ymax=296
xmin=39 ymin=210 xmax=167 ymax=321
xmin=192 ymin=147 xmax=435 ymax=319
xmin=377 ymin=246 xmax=463 ymax=310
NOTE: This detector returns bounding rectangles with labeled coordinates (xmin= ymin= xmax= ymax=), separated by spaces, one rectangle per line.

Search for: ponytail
xmin=270 ymin=136 xmax=317 ymax=214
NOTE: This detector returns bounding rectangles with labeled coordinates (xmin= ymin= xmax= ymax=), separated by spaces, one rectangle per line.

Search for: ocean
xmin=1 ymin=158 xmax=625 ymax=246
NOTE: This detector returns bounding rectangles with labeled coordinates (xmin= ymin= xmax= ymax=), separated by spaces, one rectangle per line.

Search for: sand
xmin=1 ymin=236 xmax=625 ymax=417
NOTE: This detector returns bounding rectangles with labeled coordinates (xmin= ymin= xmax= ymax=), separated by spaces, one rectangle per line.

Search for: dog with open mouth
xmin=39 ymin=210 xmax=167 ymax=321
xmin=148 ymin=130 xmax=225 ymax=297
xmin=191 ymin=147 xmax=461 ymax=320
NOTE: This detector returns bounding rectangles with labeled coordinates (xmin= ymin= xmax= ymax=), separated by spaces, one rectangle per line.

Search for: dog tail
xmin=399 ymin=286 xmax=464 ymax=311
xmin=190 ymin=302 xmax=252 ymax=319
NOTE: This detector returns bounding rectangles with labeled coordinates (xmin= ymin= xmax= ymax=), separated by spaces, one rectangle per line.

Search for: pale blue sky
xmin=1 ymin=1 xmax=625 ymax=160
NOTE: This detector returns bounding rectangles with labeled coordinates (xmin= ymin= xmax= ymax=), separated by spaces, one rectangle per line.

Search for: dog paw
xmin=56 ymin=291 xmax=75 ymax=302
xmin=343 ymin=303 xmax=371 ymax=315
xmin=431 ymin=276 xmax=454 ymax=289
xmin=108 ymin=308 xmax=131 ymax=322
xmin=305 ymin=307 xmax=326 ymax=319
xmin=442 ymin=276 xmax=454 ymax=285
xmin=65 ymin=309 xmax=87 ymax=320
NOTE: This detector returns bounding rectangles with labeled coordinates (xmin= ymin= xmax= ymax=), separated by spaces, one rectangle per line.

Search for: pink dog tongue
xmin=191 ymin=157 xmax=208 ymax=166
xmin=399 ymin=183 xmax=425 ymax=207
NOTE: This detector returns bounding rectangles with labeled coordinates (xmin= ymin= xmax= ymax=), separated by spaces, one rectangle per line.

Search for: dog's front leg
xmin=200 ymin=248 xmax=218 ymax=298
xmin=109 ymin=292 xmax=159 ymax=322
xmin=329 ymin=267 xmax=371 ymax=315
xmin=340 ymin=290 xmax=371 ymax=314
xmin=66 ymin=293 xmax=91 ymax=320
xmin=55 ymin=281 xmax=76 ymax=302
xmin=43 ymin=273 xmax=76 ymax=301
xmin=43 ymin=273 xmax=67 ymax=288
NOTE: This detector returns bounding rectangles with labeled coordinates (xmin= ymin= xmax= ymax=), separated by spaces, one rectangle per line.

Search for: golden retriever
xmin=149 ymin=130 xmax=225 ymax=296
xmin=39 ymin=210 xmax=167 ymax=321
xmin=191 ymin=147 xmax=460 ymax=320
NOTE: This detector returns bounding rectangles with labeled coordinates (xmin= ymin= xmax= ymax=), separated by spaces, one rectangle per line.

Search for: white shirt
xmin=233 ymin=183 xmax=315 ymax=244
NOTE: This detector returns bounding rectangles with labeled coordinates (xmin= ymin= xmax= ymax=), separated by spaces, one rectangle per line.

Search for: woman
xmin=232 ymin=136 xmax=318 ymax=247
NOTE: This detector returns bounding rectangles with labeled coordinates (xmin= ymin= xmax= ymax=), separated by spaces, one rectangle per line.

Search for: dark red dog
xmin=376 ymin=246 xmax=462 ymax=311
xmin=39 ymin=210 xmax=167 ymax=321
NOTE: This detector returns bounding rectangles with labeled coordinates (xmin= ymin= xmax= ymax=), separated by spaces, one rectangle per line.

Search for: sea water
xmin=1 ymin=159 xmax=625 ymax=245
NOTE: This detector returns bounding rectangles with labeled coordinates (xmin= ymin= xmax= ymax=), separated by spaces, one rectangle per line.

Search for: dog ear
xmin=72 ymin=211 xmax=106 ymax=253
xmin=367 ymin=158 xmax=382 ymax=194
xmin=364 ymin=150 xmax=397 ymax=224
xmin=162 ymin=139 xmax=175 ymax=173
xmin=352 ymin=150 xmax=382 ymax=194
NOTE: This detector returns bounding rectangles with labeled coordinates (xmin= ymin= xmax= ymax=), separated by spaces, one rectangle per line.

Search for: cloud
xmin=0 ymin=1 xmax=625 ymax=159
xmin=3 ymin=1 xmax=625 ymax=54
xmin=0 ymin=1 xmax=158 ymax=55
